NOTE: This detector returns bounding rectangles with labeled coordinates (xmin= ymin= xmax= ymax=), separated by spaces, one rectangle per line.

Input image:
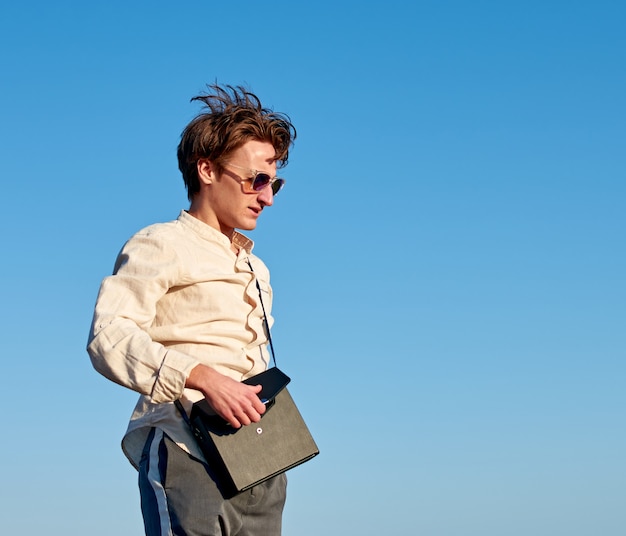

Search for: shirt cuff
xmin=151 ymin=349 xmax=199 ymax=403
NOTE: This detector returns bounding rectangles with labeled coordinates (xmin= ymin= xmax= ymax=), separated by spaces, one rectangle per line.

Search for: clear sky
xmin=1 ymin=1 xmax=624 ymax=534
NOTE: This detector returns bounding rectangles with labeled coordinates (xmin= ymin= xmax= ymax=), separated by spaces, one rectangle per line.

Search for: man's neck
xmin=187 ymin=205 xmax=235 ymax=243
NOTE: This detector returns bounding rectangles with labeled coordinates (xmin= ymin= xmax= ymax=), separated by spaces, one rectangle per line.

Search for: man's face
xmin=199 ymin=140 xmax=278 ymax=236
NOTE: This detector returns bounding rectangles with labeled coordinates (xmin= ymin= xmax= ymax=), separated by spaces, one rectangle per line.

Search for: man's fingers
xmin=198 ymin=372 xmax=269 ymax=427
xmin=220 ymin=389 xmax=266 ymax=428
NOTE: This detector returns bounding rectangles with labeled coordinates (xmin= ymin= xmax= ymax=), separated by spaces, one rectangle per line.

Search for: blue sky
xmin=1 ymin=1 xmax=624 ymax=534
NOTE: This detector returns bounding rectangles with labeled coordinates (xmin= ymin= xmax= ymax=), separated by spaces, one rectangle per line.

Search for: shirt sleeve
xmin=86 ymin=229 xmax=199 ymax=403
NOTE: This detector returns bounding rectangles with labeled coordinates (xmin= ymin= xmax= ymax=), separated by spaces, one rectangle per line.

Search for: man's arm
xmin=87 ymin=230 xmax=265 ymax=427
xmin=87 ymin=231 xmax=196 ymax=402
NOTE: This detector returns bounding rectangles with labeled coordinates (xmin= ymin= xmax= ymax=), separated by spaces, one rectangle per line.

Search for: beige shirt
xmin=87 ymin=210 xmax=273 ymax=468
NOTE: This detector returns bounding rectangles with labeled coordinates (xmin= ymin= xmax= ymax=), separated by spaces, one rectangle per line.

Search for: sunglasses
xmin=222 ymin=162 xmax=286 ymax=196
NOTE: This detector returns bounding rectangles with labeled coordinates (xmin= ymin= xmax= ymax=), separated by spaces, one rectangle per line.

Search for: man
xmin=87 ymin=84 xmax=297 ymax=535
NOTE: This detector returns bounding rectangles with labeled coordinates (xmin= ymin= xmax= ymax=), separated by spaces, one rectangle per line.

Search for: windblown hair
xmin=177 ymin=84 xmax=297 ymax=201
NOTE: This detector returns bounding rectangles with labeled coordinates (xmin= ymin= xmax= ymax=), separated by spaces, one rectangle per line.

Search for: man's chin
xmin=238 ymin=221 xmax=257 ymax=232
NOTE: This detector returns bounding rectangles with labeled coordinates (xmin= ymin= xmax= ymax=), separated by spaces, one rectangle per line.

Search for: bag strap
xmin=246 ymin=257 xmax=277 ymax=367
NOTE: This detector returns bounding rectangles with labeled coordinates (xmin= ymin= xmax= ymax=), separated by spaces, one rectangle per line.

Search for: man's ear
xmin=197 ymin=159 xmax=215 ymax=185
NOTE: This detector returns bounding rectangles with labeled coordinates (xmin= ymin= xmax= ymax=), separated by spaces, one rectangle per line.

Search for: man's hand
xmin=185 ymin=364 xmax=266 ymax=428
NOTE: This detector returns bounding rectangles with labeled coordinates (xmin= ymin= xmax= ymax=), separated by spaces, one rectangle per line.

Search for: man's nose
xmin=258 ymin=184 xmax=274 ymax=207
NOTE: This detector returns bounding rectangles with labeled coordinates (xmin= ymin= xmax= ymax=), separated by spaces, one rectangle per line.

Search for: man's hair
xmin=177 ymin=84 xmax=297 ymax=201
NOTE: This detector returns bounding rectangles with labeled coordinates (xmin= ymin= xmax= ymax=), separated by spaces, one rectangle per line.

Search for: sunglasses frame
xmin=222 ymin=162 xmax=286 ymax=196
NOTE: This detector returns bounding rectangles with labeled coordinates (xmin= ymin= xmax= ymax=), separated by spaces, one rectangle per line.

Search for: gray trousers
xmin=138 ymin=428 xmax=287 ymax=536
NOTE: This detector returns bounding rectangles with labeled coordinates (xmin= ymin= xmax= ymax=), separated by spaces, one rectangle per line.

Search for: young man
xmin=87 ymin=84 xmax=297 ymax=535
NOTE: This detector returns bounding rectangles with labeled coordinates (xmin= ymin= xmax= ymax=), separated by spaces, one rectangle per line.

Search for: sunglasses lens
xmin=252 ymin=173 xmax=272 ymax=191
xmin=271 ymin=179 xmax=285 ymax=195
xmin=251 ymin=174 xmax=285 ymax=196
